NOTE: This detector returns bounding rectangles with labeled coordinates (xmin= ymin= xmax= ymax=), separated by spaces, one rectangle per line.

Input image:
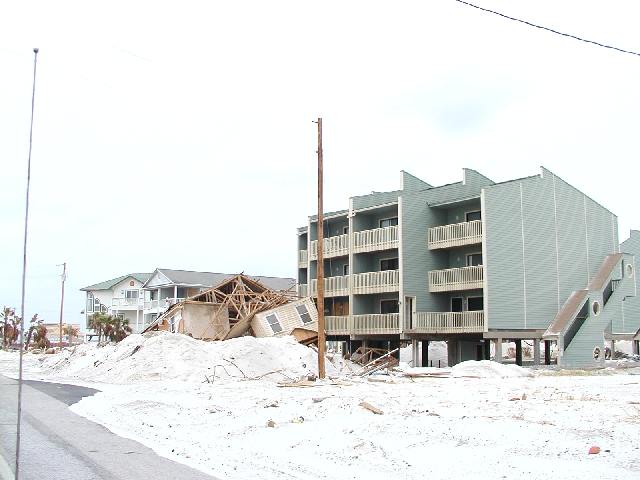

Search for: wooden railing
xmin=309 ymin=234 xmax=349 ymax=260
xmin=352 ymin=313 xmax=400 ymax=334
xmin=428 ymin=220 xmax=482 ymax=250
xmin=310 ymin=275 xmax=350 ymax=297
xmin=298 ymin=249 xmax=308 ymax=266
xmin=353 ymin=226 xmax=398 ymax=253
xmin=325 ymin=316 xmax=350 ymax=335
xmin=297 ymin=284 xmax=309 ymax=297
xmin=411 ymin=311 xmax=485 ymax=333
xmin=429 ymin=265 xmax=484 ymax=292
xmin=352 ymin=270 xmax=399 ymax=294
xmin=143 ymin=298 xmax=185 ymax=311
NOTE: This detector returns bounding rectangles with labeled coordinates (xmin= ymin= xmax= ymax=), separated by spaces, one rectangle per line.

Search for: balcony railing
xmin=352 ymin=313 xmax=400 ymax=334
xmin=309 ymin=234 xmax=349 ymax=260
xmin=352 ymin=270 xmax=399 ymax=294
xmin=428 ymin=220 xmax=482 ymax=250
xmin=143 ymin=298 xmax=185 ymax=311
xmin=298 ymin=249 xmax=308 ymax=267
xmin=429 ymin=265 xmax=484 ymax=292
xmin=325 ymin=315 xmax=350 ymax=335
xmin=353 ymin=226 xmax=398 ymax=254
xmin=297 ymin=284 xmax=309 ymax=297
xmin=310 ymin=275 xmax=349 ymax=297
xmin=410 ymin=311 xmax=485 ymax=334
xmin=111 ymin=297 xmax=143 ymax=308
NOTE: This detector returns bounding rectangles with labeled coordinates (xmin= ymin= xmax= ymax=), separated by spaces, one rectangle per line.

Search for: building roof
xmin=80 ymin=273 xmax=152 ymax=291
xmin=146 ymin=268 xmax=295 ymax=292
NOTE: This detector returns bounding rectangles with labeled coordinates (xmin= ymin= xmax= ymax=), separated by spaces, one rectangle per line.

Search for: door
xmin=404 ymin=296 xmax=415 ymax=329
xmin=451 ymin=297 xmax=463 ymax=312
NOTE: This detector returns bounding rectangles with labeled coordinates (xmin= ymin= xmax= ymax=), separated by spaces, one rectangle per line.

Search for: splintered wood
xmin=189 ymin=274 xmax=296 ymax=340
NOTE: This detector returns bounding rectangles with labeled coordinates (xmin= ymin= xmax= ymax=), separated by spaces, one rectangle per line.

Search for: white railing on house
xmin=428 ymin=220 xmax=482 ymax=250
xmin=297 ymin=284 xmax=309 ymax=297
xmin=309 ymin=234 xmax=349 ymax=260
xmin=310 ymin=275 xmax=350 ymax=297
xmin=429 ymin=265 xmax=484 ymax=292
xmin=411 ymin=311 xmax=485 ymax=333
xmin=353 ymin=226 xmax=398 ymax=253
xmin=325 ymin=316 xmax=350 ymax=335
xmin=298 ymin=249 xmax=308 ymax=266
xmin=351 ymin=313 xmax=400 ymax=334
xmin=143 ymin=298 xmax=185 ymax=311
xmin=352 ymin=270 xmax=399 ymax=294
xmin=111 ymin=297 xmax=143 ymax=308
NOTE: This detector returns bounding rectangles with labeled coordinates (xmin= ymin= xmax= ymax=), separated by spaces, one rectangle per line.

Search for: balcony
xmin=353 ymin=226 xmax=398 ymax=254
xmin=143 ymin=298 xmax=185 ymax=311
xmin=111 ymin=297 xmax=143 ymax=308
xmin=352 ymin=270 xmax=399 ymax=294
xmin=352 ymin=313 xmax=400 ymax=334
xmin=429 ymin=265 xmax=484 ymax=292
xmin=309 ymin=234 xmax=349 ymax=260
xmin=310 ymin=275 xmax=349 ymax=297
xmin=428 ymin=220 xmax=482 ymax=250
xmin=298 ymin=250 xmax=308 ymax=267
xmin=325 ymin=315 xmax=350 ymax=335
xmin=297 ymin=284 xmax=309 ymax=297
xmin=408 ymin=311 xmax=485 ymax=334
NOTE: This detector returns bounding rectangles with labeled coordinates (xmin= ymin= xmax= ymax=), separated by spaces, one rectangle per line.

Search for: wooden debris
xmin=359 ymin=348 xmax=400 ymax=376
xmin=359 ymin=401 xmax=384 ymax=415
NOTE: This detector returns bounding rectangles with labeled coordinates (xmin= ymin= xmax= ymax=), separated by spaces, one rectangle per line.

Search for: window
xmin=343 ymin=264 xmax=349 ymax=275
xmin=295 ymin=304 xmax=313 ymax=324
xmin=467 ymin=297 xmax=484 ymax=311
xmin=379 ymin=217 xmax=398 ymax=228
xmin=266 ymin=313 xmax=283 ymax=333
xmin=380 ymin=258 xmax=399 ymax=271
xmin=466 ymin=253 xmax=483 ymax=267
xmin=343 ymin=226 xmax=349 ymax=234
xmin=380 ymin=299 xmax=399 ymax=314
xmin=451 ymin=297 xmax=463 ymax=312
xmin=466 ymin=211 xmax=481 ymax=222
xmin=125 ymin=290 xmax=139 ymax=299
xmin=86 ymin=293 xmax=94 ymax=313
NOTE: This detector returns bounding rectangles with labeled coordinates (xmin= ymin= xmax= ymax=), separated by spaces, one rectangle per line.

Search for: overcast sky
xmin=2 ymin=0 xmax=640 ymax=327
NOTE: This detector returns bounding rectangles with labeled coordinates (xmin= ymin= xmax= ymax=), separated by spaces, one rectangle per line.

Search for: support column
xmin=544 ymin=340 xmax=552 ymax=365
xmin=411 ymin=339 xmax=419 ymax=366
xmin=173 ymin=285 xmax=178 ymax=302
xmin=633 ymin=340 xmax=639 ymax=356
xmin=611 ymin=339 xmax=616 ymax=358
xmin=483 ymin=340 xmax=490 ymax=360
xmin=533 ymin=339 xmax=541 ymax=365
xmin=362 ymin=339 xmax=369 ymax=352
xmin=494 ymin=338 xmax=503 ymax=363
xmin=421 ymin=340 xmax=429 ymax=367
xmin=515 ymin=340 xmax=523 ymax=366
xmin=390 ymin=339 xmax=400 ymax=360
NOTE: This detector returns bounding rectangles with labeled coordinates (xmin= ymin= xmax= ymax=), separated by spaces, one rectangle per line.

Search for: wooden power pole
xmin=316 ymin=117 xmax=326 ymax=379
xmin=58 ymin=262 xmax=66 ymax=347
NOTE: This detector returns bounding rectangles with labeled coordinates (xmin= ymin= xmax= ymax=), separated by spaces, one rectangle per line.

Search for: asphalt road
xmin=0 ymin=375 xmax=218 ymax=480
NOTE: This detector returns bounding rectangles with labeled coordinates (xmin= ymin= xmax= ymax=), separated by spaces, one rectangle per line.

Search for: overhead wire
xmin=453 ymin=0 xmax=640 ymax=58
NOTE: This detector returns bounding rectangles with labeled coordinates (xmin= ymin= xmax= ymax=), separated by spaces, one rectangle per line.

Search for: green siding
xmin=620 ymin=231 xmax=640 ymax=334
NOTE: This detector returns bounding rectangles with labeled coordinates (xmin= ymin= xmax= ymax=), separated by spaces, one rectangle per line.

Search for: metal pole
xmin=316 ymin=117 xmax=326 ymax=379
xmin=16 ymin=46 xmax=39 ymax=480
xmin=58 ymin=262 xmax=66 ymax=347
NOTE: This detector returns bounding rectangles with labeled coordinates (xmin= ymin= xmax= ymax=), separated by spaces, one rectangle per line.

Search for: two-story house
xmin=297 ymin=167 xmax=638 ymax=368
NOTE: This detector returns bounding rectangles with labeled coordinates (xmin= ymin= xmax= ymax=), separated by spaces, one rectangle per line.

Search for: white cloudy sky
xmin=1 ymin=0 xmax=640 ymax=326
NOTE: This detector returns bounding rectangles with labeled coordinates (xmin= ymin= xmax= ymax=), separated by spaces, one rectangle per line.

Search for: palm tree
xmin=1 ymin=307 xmax=15 ymax=349
xmin=104 ymin=316 xmax=132 ymax=343
xmin=25 ymin=313 xmax=39 ymax=350
xmin=88 ymin=312 xmax=109 ymax=342
xmin=63 ymin=324 xmax=79 ymax=345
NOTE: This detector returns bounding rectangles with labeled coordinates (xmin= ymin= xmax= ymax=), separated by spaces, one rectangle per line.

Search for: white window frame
xmin=266 ymin=312 xmax=283 ymax=334
xmin=86 ymin=293 xmax=94 ymax=313
xmin=450 ymin=296 xmax=464 ymax=312
xmin=465 ymin=210 xmax=482 ymax=222
xmin=466 ymin=252 xmax=483 ymax=267
xmin=125 ymin=289 xmax=139 ymax=299
xmin=380 ymin=257 xmax=399 ymax=271
xmin=379 ymin=216 xmax=398 ymax=229
xmin=467 ymin=296 xmax=484 ymax=312
xmin=295 ymin=304 xmax=314 ymax=325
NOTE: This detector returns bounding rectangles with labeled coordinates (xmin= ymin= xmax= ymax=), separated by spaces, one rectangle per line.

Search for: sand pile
xmin=451 ymin=360 xmax=533 ymax=378
xmin=35 ymin=332 xmax=344 ymax=384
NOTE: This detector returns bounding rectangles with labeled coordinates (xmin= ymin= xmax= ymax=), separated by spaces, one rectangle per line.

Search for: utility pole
xmin=58 ymin=262 xmax=67 ymax=347
xmin=315 ymin=117 xmax=326 ymax=379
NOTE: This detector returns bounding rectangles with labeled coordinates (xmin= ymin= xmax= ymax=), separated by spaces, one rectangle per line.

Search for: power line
xmin=454 ymin=0 xmax=640 ymax=58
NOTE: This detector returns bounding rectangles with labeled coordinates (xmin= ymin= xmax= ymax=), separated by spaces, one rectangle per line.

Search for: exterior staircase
xmin=543 ymin=253 xmax=636 ymax=368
